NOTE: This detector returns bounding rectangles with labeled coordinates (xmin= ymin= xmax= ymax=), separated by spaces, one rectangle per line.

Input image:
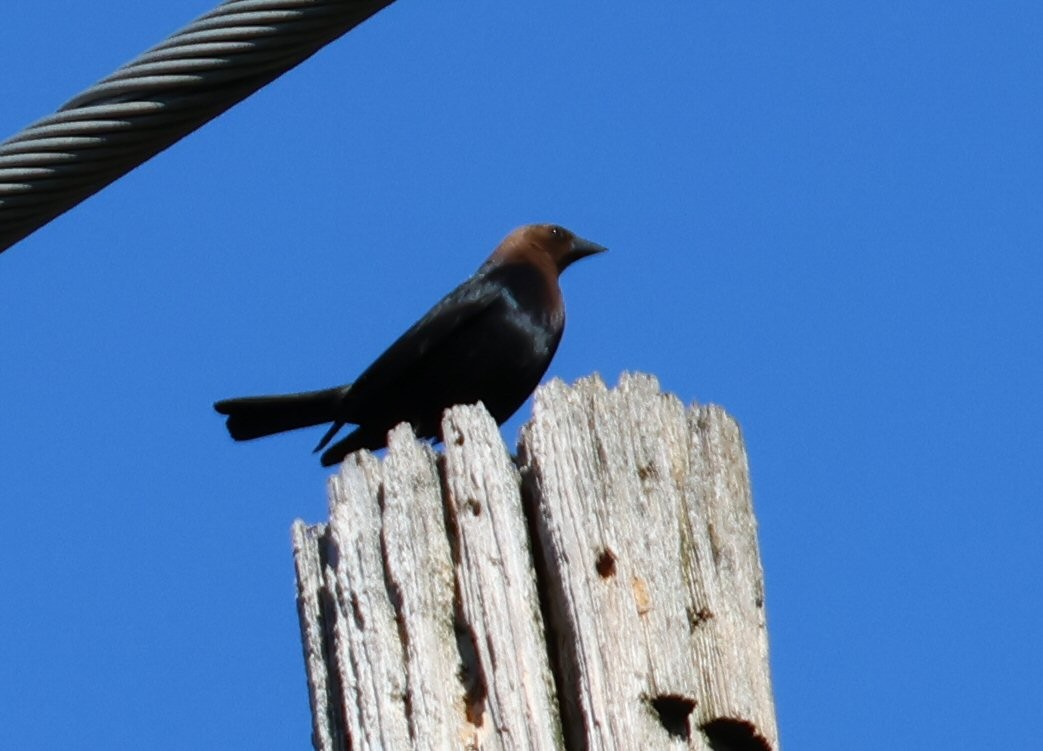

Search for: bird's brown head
xmin=491 ymin=224 xmax=607 ymax=277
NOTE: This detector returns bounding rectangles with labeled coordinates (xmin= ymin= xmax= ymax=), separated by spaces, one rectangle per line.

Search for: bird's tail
xmin=214 ymin=387 xmax=346 ymax=441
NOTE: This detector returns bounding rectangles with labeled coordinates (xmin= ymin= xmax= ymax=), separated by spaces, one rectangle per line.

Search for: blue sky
xmin=2 ymin=2 xmax=1041 ymax=748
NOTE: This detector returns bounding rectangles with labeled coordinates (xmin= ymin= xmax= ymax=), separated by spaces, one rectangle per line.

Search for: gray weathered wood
xmin=295 ymin=413 xmax=561 ymax=751
xmin=293 ymin=372 xmax=777 ymax=750
xmin=441 ymin=408 xmax=563 ymax=750
xmin=519 ymin=373 xmax=777 ymax=750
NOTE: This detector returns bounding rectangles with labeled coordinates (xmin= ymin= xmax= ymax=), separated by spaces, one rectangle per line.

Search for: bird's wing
xmin=348 ymin=273 xmax=504 ymax=395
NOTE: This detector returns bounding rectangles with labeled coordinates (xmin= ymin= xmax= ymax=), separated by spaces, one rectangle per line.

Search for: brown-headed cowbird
xmin=214 ymin=224 xmax=605 ymax=466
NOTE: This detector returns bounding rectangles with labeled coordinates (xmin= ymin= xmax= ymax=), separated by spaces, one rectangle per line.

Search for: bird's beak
xmin=565 ymin=235 xmax=608 ymax=266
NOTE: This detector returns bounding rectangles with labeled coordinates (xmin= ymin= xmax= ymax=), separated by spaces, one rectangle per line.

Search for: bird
xmin=214 ymin=224 xmax=606 ymax=466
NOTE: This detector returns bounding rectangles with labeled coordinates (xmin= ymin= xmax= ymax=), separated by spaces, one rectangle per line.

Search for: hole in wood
xmin=650 ymin=694 xmax=696 ymax=740
xmin=688 ymin=605 xmax=714 ymax=630
xmin=455 ymin=618 xmax=488 ymax=728
xmin=595 ymin=548 xmax=617 ymax=578
xmin=702 ymin=717 xmax=771 ymax=751
xmin=465 ymin=498 xmax=482 ymax=516
xmin=316 ymin=585 xmax=349 ymax=743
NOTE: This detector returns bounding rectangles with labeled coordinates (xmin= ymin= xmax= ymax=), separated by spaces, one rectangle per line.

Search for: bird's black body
xmin=214 ymin=224 xmax=604 ymax=466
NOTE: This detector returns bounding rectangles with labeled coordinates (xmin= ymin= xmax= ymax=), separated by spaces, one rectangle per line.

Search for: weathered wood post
xmin=293 ymin=373 xmax=778 ymax=750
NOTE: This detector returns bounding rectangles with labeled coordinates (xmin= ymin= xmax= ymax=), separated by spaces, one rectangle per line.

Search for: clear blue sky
xmin=2 ymin=2 xmax=1041 ymax=748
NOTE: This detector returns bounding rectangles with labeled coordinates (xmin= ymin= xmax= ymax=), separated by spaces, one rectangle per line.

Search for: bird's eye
xmin=549 ymin=226 xmax=566 ymax=240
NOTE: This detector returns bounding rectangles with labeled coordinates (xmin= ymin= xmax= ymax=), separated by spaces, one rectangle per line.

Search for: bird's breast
xmin=490 ymin=261 xmax=564 ymax=326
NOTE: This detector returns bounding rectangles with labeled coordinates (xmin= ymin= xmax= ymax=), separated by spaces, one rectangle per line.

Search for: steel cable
xmin=0 ymin=0 xmax=394 ymax=254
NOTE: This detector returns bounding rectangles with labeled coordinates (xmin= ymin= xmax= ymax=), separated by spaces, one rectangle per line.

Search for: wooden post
xmin=292 ymin=373 xmax=778 ymax=750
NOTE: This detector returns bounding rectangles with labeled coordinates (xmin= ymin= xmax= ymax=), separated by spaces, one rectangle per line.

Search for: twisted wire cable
xmin=0 ymin=0 xmax=394 ymax=255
